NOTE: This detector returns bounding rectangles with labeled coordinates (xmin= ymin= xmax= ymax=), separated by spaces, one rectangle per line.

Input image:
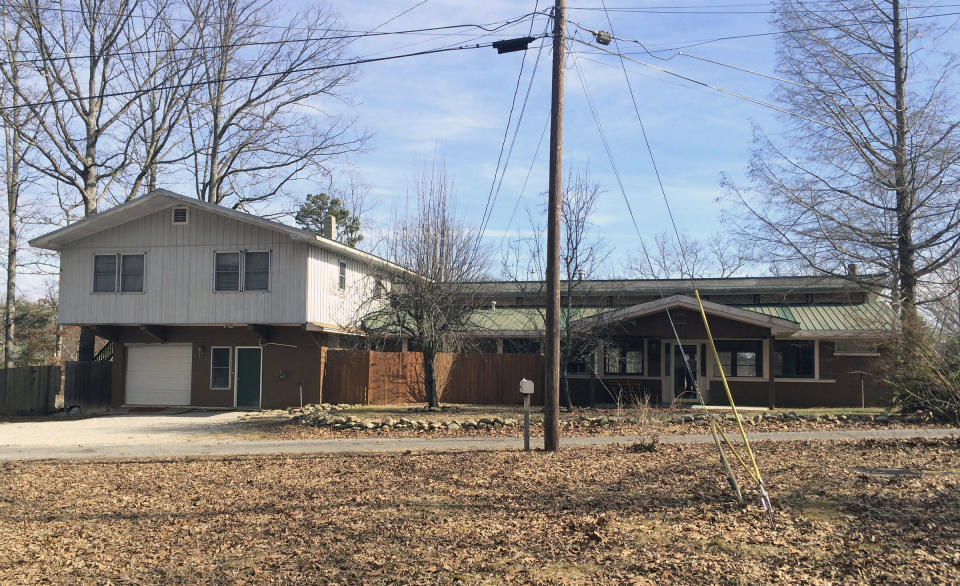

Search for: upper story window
xmin=93 ymin=253 xmax=144 ymax=293
xmin=215 ymin=250 xmax=270 ymax=292
xmin=338 ymin=260 xmax=347 ymax=290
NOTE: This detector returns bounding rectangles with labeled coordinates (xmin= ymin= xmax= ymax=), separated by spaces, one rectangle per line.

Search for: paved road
xmin=0 ymin=425 xmax=956 ymax=462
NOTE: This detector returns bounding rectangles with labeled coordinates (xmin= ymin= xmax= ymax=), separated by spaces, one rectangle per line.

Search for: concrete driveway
xmin=0 ymin=409 xmax=253 ymax=450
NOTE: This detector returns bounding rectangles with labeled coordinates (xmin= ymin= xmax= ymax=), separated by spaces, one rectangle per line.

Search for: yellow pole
xmin=694 ymin=290 xmax=771 ymax=510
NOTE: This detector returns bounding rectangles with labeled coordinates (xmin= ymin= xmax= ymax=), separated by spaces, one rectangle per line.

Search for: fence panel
xmin=368 ymin=352 xmax=429 ymax=404
xmin=0 ymin=365 xmax=62 ymax=414
xmin=321 ymin=350 xmax=369 ymax=404
xmin=64 ymin=362 xmax=113 ymax=411
xmin=440 ymin=353 xmax=544 ymax=405
xmin=319 ymin=351 xmax=544 ymax=405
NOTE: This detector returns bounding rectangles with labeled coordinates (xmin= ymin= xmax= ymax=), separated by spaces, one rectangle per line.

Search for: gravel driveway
xmin=0 ymin=409 xmax=956 ymax=461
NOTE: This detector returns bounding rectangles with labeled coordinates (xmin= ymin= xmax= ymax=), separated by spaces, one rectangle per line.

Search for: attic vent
xmin=172 ymin=207 xmax=188 ymax=224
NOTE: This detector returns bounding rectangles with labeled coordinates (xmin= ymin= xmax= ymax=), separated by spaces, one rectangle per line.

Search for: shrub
xmin=886 ymin=335 xmax=960 ymax=425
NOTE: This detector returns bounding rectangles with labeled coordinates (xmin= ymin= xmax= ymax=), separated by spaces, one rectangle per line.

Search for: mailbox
xmin=519 ymin=378 xmax=534 ymax=395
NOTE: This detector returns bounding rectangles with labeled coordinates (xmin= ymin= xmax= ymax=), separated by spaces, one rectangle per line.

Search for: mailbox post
xmin=519 ymin=378 xmax=534 ymax=451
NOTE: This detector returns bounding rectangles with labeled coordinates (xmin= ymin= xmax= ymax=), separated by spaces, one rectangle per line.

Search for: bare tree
xmin=724 ymin=0 xmax=960 ymax=332
xmin=8 ymin=0 xmax=186 ymax=217
xmin=184 ymin=0 xmax=367 ymax=209
xmin=630 ymin=231 xmax=754 ymax=280
xmin=118 ymin=2 xmax=203 ymax=199
xmin=501 ymin=169 xmax=611 ymax=408
xmin=0 ymin=7 xmax=41 ymax=369
xmin=359 ymin=159 xmax=488 ymax=408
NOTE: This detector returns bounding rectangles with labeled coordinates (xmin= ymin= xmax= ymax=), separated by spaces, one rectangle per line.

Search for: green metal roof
xmin=733 ymin=302 xmax=894 ymax=336
xmin=464 ymin=302 xmax=894 ymax=338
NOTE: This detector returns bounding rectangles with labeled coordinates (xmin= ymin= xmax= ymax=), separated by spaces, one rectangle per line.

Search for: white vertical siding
xmin=58 ymin=207 xmax=307 ymax=325
xmin=305 ymin=245 xmax=376 ymax=330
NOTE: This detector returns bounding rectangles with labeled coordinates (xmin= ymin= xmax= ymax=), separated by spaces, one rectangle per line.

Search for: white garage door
xmin=125 ymin=344 xmax=192 ymax=406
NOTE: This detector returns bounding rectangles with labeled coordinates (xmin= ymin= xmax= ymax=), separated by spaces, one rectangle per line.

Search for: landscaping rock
xmin=447 ymin=422 xmax=460 ymax=431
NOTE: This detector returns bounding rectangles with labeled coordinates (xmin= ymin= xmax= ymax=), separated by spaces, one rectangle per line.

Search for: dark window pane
xmin=120 ymin=254 xmax=144 ymax=292
xmin=215 ymin=252 xmax=240 ymax=291
xmin=212 ymin=347 xmax=230 ymax=368
xmin=647 ymin=340 xmax=661 ymax=377
xmin=504 ymin=338 xmax=540 ymax=354
xmin=338 ymin=261 xmax=347 ymax=290
xmin=714 ymin=340 xmax=763 ymax=377
xmin=244 ymin=251 xmax=270 ymax=291
xmin=470 ymin=338 xmax=498 ymax=353
xmin=774 ymin=340 xmax=815 ymax=378
xmin=93 ymin=255 xmax=116 ymax=292
xmin=211 ymin=347 xmax=231 ymax=389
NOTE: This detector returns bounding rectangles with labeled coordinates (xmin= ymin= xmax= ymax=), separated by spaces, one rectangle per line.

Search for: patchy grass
xmin=1 ymin=439 xmax=958 ymax=583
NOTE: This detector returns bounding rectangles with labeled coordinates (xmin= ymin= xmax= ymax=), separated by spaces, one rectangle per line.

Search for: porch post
xmin=767 ymin=335 xmax=776 ymax=409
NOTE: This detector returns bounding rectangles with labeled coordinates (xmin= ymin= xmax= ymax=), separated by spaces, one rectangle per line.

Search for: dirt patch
xmin=1 ymin=438 xmax=958 ymax=583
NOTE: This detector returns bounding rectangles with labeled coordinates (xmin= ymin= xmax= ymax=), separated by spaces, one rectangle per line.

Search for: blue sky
xmin=319 ymin=0 xmax=788 ymax=276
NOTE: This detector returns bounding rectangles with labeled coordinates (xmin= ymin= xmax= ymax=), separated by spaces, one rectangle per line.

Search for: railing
xmin=93 ymin=341 xmax=113 ymax=362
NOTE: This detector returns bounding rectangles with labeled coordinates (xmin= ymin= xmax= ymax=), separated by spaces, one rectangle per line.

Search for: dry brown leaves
xmin=0 ymin=438 xmax=958 ymax=584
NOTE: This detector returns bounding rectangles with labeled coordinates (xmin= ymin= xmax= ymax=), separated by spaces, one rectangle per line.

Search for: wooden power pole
xmin=543 ymin=0 xmax=564 ymax=452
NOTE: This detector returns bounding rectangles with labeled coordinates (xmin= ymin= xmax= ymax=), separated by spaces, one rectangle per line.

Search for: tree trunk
xmin=4 ymin=121 xmax=17 ymax=370
xmin=422 ymin=349 xmax=440 ymax=408
xmin=891 ymin=0 xmax=919 ymax=333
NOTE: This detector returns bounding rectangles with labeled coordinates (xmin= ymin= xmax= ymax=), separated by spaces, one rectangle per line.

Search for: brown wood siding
xmin=106 ymin=326 xmax=327 ymax=409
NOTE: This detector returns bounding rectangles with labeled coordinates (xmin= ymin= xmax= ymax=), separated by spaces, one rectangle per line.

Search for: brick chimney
xmin=847 ymin=263 xmax=858 ymax=276
xmin=321 ymin=215 xmax=336 ymax=240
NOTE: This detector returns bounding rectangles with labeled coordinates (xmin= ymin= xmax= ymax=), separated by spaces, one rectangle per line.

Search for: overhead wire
xmin=0 ymin=12 xmax=546 ymax=67
xmin=0 ymin=38 xmax=549 ymax=112
xmin=476 ymin=4 xmax=548 ymax=246
xmin=592 ymin=1 xmax=772 ymax=510
xmin=570 ymin=37 xmax=846 ymax=133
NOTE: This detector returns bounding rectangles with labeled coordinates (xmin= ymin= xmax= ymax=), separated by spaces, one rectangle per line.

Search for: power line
xmin=0 ymin=38 xmax=548 ymax=112
xmin=567 ymin=9 xmax=960 ymax=54
xmin=0 ymin=12 xmax=544 ymax=67
xmin=570 ymin=37 xmax=845 ymax=132
xmin=476 ymin=5 xmax=548 ymax=244
xmin=495 ymin=110 xmax=550 ymax=254
xmin=566 ymin=4 xmax=960 ymax=14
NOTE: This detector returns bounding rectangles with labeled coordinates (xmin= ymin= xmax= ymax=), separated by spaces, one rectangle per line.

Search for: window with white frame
xmin=210 ymin=347 xmax=231 ymax=389
xmin=93 ymin=254 xmax=118 ymax=292
xmin=244 ymin=251 xmax=270 ymax=291
xmin=93 ymin=253 xmax=144 ymax=293
xmin=338 ymin=260 xmax=347 ymax=290
xmin=215 ymin=251 xmax=270 ymax=292
xmin=120 ymin=254 xmax=144 ymax=292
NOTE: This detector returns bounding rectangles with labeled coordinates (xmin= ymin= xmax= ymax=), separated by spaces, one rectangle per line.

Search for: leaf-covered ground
xmin=1 ymin=438 xmax=958 ymax=584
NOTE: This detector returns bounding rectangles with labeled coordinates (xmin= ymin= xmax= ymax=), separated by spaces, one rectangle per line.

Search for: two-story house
xmin=30 ymin=189 xmax=401 ymax=409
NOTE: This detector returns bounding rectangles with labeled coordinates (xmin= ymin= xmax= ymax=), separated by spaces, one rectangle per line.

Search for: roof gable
xmin=572 ymin=294 xmax=800 ymax=335
xmin=29 ymin=189 xmax=403 ymax=270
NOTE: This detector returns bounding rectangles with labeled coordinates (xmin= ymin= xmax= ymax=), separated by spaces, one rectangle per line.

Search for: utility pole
xmin=543 ymin=0 xmax=564 ymax=451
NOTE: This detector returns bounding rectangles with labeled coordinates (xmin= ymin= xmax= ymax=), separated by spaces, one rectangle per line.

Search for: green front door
xmin=236 ymin=348 xmax=262 ymax=407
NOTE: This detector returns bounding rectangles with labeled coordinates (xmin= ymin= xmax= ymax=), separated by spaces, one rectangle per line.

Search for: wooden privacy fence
xmin=322 ymin=350 xmax=545 ymax=405
xmin=0 ymin=366 xmax=61 ymax=415
xmin=64 ymin=361 xmax=113 ymax=412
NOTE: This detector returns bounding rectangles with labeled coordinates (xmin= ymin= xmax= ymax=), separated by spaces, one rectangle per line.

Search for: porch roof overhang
xmin=572 ymin=294 xmax=801 ymax=336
